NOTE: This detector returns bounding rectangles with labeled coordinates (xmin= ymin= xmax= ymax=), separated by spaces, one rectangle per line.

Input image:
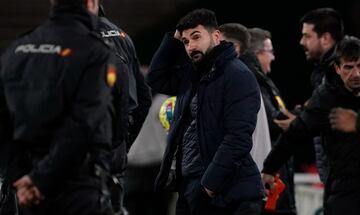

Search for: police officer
xmin=99 ymin=2 xmax=152 ymax=148
xmin=84 ymin=3 xmax=152 ymax=214
xmin=0 ymin=0 xmax=114 ymax=214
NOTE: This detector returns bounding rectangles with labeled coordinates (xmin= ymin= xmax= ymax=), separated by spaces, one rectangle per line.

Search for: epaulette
xmin=16 ymin=28 xmax=37 ymax=39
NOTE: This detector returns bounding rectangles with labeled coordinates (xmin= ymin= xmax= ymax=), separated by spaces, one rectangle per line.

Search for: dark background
xmin=1 ymin=0 xmax=359 ymax=170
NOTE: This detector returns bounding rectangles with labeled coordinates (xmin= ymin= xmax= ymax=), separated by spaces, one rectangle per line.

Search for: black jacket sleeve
xmin=0 ymin=61 xmax=13 ymax=176
xmin=109 ymin=53 xmax=130 ymax=173
xmin=125 ymin=36 xmax=152 ymax=146
xmin=29 ymin=53 xmax=113 ymax=196
xmin=147 ymin=32 xmax=191 ymax=96
xmin=262 ymin=88 xmax=330 ymax=175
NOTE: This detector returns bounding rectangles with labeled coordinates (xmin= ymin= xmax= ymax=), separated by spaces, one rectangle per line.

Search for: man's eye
xmin=192 ymin=35 xmax=200 ymax=40
xmin=344 ymin=65 xmax=353 ymax=70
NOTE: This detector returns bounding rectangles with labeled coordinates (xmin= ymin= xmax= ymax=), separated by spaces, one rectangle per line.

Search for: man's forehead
xmin=302 ymin=23 xmax=316 ymax=34
xmin=340 ymin=57 xmax=360 ymax=64
xmin=182 ymin=25 xmax=206 ymax=36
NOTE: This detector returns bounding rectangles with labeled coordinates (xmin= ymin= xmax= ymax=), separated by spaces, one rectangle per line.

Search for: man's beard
xmin=190 ymin=51 xmax=205 ymax=63
xmin=302 ymin=46 xmax=322 ymax=61
xmin=351 ymin=88 xmax=360 ymax=97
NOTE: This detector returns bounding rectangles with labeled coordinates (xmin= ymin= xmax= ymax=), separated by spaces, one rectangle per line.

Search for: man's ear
xmin=320 ymin=32 xmax=335 ymax=48
xmin=213 ymin=30 xmax=222 ymax=44
xmin=334 ymin=63 xmax=341 ymax=75
xmin=84 ymin=0 xmax=94 ymax=11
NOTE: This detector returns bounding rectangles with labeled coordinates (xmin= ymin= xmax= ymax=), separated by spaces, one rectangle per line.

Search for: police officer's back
xmin=0 ymin=0 xmax=113 ymax=214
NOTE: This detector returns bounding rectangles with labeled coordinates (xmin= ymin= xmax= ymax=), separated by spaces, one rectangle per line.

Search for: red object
xmin=265 ymin=176 xmax=286 ymax=211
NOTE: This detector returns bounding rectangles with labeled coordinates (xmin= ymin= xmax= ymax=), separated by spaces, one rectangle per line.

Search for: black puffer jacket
xmin=263 ymin=67 xmax=360 ymax=215
xmin=241 ymin=53 xmax=296 ymax=214
xmin=147 ymin=33 xmax=264 ymax=206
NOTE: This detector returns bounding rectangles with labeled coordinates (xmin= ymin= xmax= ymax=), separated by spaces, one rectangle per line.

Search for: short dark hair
xmin=248 ymin=27 xmax=271 ymax=53
xmin=176 ymin=8 xmax=218 ymax=34
xmin=219 ymin=23 xmax=250 ymax=54
xmin=334 ymin=36 xmax=360 ymax=65
xmin=300 ymin=7 xmax=344 ymax=42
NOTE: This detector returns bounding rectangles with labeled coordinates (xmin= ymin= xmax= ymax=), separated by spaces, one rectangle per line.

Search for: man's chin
xmin=350 ymin=87 xmax=360 ymax=96
xmin=306 ymin=55 xmax=317 ymax=62
xmin=191 ymin=56 xmax=202 ymax=63
xmin=305 ymin=53 xmax=312 ymax=60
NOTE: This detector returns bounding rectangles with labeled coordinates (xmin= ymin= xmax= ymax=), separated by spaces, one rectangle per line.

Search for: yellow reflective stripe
xmin=275 ymin=95 xmax=286 ymax=109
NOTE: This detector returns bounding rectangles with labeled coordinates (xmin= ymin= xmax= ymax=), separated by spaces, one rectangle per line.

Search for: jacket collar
xmin=194 ymin=41 xmax=237 ymax=82
xmin=313 ymin=46 xmax=336 ymax=73
xmin=240 ymin=52 xmax=267 ymax=82
xmin=50 ymin=5 xmax=99 ymax=32
xmin=319 ymin=45 xmax=336 ymax=67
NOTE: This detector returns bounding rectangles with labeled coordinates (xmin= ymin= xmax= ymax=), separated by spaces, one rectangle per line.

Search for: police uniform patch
xmin=60 ymin=48 xmax=72 ymax=57
xmin=106 ymin=64 xmax=117 ymax=87
xmin=119 ymin=31 xmax=126 ymax=38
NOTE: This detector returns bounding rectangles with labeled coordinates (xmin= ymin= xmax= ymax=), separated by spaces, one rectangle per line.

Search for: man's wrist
xmin=261 ymin=169 xmax=276 ymax=176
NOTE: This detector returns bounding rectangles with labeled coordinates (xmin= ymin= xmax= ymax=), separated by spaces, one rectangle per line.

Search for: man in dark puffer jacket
xmin=147 ymin=8 xmax=264 ymax=215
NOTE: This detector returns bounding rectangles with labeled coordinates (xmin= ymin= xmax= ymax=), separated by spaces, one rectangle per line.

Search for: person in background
xmin=219 ymin=23 xmax=271 ymax=171
xmin=240 ymin=27 xmax=297 ymax=214
xmin=274 ymin=8 xmax=344 ymax=184
xmin=262 ymin=36 xmax=360 ymax=215
xmin=124 ymin=66 xmax=176 ymax=215
xmin=87 ymin=2 xmax=152 ymax=214
xmin=124 ymin=94 xmax=177 ymax=215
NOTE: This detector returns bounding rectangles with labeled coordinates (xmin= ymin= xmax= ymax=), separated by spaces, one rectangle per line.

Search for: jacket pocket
xmin=214 ymin=157 xmax=264 ymax=206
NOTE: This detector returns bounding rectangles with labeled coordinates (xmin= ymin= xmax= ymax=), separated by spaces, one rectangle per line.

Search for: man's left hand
xmin=13 ymin=175 xmax=44 ymax=206
xmin=329 ymin=108 xmax=357 ymax=133
xmin=274 ymin=109 xmax=296 ymax=131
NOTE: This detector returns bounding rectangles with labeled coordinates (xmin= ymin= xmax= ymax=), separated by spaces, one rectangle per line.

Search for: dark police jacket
xmin=98 ymin=17 xmax=130 ymax=175
xmin=263 ymin=67 xmax=360 ymax=214
xmin=147 ymin=33 xmax=264 ymax=205
xmin=0 ymin=6 xmax=113 ymax=197
xmin=99 ymin=17 xmax=152 ymax=150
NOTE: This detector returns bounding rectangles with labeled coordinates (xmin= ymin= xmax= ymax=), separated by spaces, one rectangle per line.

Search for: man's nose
xmin=354 ymin=68 xmax=360 ymax=76
xmin=188 ymin=41 xmax=197 ymax=51
xmin=299 ymin=37 xmax=305 ymax=46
